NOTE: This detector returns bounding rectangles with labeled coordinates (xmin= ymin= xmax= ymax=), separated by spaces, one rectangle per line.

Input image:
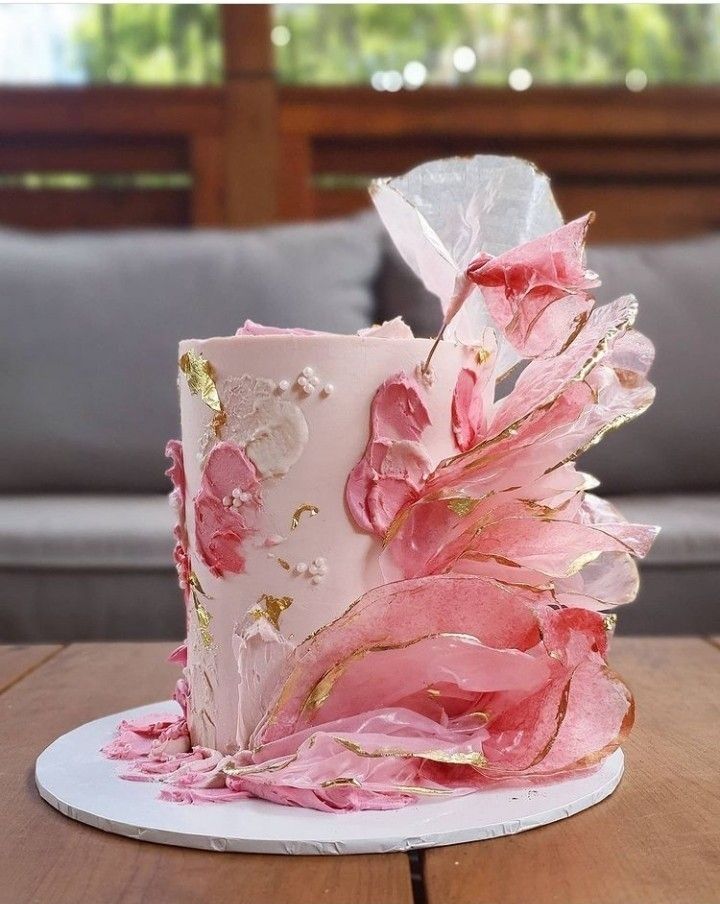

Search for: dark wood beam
xmin=221 ymin=4 xmax=278 ymax=226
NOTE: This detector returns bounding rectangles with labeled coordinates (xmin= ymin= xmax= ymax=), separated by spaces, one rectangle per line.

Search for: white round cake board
xmin=36 ymin=701 xmax=624 ymax=856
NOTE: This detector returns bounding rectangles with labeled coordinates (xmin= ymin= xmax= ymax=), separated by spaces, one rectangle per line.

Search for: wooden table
xmin=1 ymin=639 xmax=717 ymax=904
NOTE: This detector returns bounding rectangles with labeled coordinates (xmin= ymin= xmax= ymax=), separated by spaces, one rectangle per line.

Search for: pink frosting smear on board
xmin=104 ymin=162 xmax=659 ymax=812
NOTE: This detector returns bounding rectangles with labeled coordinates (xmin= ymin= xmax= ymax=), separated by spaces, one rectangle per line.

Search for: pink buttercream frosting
xmin=193 ymin=442 xmax=262 ymax=577
xmin=345 ymin=373 xmax=433 ymax=536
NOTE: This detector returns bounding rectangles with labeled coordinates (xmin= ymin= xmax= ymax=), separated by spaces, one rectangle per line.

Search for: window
xmin=0 ymin=4 xmax=717 ymax=90
xmin=0 ymin=4 xmax=221 ymax=84
xmin=273 ymin=4 xmax=720 ymax=90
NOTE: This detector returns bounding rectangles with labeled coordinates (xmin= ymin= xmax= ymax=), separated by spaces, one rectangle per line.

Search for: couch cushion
xmin=0 ymin=495 xmax=174 ymax=569
xmin=377 ymin=234 xmax=720 ymax=494
xmin=581 ymin=237 xmax=720 ymax=493
xmin=2 ymin=492 xmax=717 ymax=572
xmin=612 ymin=494 xmax=720 ymax=567
xmin=0 ymin=213 xmax=382 ymax=493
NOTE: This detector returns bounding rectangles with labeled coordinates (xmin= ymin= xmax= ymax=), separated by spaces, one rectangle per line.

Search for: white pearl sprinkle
xmin=318 ymin=564 xmax=328 ymax=575
xmin=297 ymin=376 xmax=307 ymax=388
xmin=310 ymin=374 xmax=320 ymax=387
xmin=309 ymin=563 xmax=319 ymax=576
xmin=315 ymin=557 xmax=326 ymax=567
xmin=240 ymin=491 xmax=251 ymax=502
xmin=295 ymin=562 xmax=307 ymax=574
xmin=231 ymin=487 xmax=242 ymax=499
xmin=222 ymin=496 xmax=232 ymax=507
xmin=311 ymin=575 xmax=322 ymax=585
xmin=232 ymin=497 xmax=242 ymax=508
xmin=302 ymin=366 xmax=314 ymax=378
xmin=322 ymin=383 xmax=334 ymax=396
xmin=279 ymin=379 xmax=290 ymax=393
xmin=303 ymin=384 xmax=314 ymax=394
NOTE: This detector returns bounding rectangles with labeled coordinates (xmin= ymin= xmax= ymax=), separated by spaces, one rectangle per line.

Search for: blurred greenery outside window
xmin=274 ymin=3 xmax=720 ymax=89
xmin=1 ymin=4 xmax=717 ymax=192
xmin=0 ymin=3 xmax=718 ymax=88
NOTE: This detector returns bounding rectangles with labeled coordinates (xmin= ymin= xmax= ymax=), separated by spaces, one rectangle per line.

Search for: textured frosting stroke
xmin=200 ymin=374 xmax=309 ymax=478
xmin=193 ymin=442 xmax=262 ymax=577
xmin=345 ymin=373 xmax=433 ymax=536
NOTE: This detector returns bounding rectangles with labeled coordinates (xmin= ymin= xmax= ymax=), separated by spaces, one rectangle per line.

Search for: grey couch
xmin=2 ymin=214 xmax=718 ymax=640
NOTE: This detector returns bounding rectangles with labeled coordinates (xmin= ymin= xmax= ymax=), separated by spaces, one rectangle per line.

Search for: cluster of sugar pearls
xmin=294 ymin=367 xmax=334 ymax=397
xmin=294 ymin=556 xmax=328 ymax=584
xmin=222 ymin=487 xmax=253 ymax=508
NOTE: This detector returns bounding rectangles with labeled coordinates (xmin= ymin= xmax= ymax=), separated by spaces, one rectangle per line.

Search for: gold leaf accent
xmin=195 ymin=601 xmax=211 ymax=630
xmin=520 ymin=496 xmax=574 ymax=519
xmin=188 ymin=571 xmax=206 ymax=596
xmin=302 ymin=659 xmax=350 ymax=714
xmin=290 ymin=504 xmax=319 ymax=531
xmin=253 ymin=593 xmax=293 ymax=630
xmin=188 ymin=570 xmax=213 ymax=648
xmin=194 ymin=603 xmax=213 ymax=649
xmin=475 ymin=346 xmax=491 ymax=365
xmin=394 ymin=785 xmax=455 ymax=796
xmin=320 ymin=777 xmax=361 ymax=789
xmin=603 ymin=613 xmax=618 ymax=633
xmin=224 ymin=755 xmax=470 ymax=795
xmin=179 ymin=349 xmax=225 ymax=436
xmin=525 ymin=676 xmax=573 ymax=768
xmin=426 ymin=688 xmax=441 ymax=697
xmin=567 ymin=550 xmax=602 ymax=576
xmin=276 ymin=558 xmax=291 ymax=571
xmin=446 ymin=497 xmax=481 ymax=517
xmin=334 ymin=736 xmax=487 ymax=768
xmin=468 ymin=711 xmax=490 ymax=725
xmin=465 ymin=552 xmax=523 ymax=569
xmin=223 ymin=755 xmax=296 ymax=777
xmin=211 ymin=410 xmax=227 ymax=434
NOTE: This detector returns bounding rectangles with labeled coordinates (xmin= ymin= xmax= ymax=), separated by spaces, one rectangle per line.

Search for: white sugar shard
xmin=371 ymin=155 xmax=564 ymax=362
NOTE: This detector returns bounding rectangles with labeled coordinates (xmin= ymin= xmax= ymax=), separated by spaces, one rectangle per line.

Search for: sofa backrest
xmin=1 ymin=214 xmax=382 ymax=493
xmin=3 ymin=213 xmax=716 ymax=496
xmin=377 ymin=233 xmax=720 ymax=494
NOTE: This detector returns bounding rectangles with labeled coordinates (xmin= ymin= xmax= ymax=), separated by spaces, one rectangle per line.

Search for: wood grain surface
xmin=0 ymin=644 xmax=62 ymax=695
xmin=423 ymin=637 xmax=720 ymax=904
xmin=0 ymin=643 xmax=413 ymax=904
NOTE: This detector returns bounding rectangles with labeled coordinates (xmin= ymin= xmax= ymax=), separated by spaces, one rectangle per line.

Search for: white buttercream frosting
xmin=201 ymin=374 xmax=309 ymax=478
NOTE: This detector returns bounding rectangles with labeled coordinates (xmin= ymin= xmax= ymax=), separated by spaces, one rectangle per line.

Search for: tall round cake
xmin=103 ymin=155 xmax=658 ymax=812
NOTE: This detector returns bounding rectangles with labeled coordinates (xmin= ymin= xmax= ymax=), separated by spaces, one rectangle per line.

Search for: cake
xmin=103 ymin=156 xmax=658 ymax=811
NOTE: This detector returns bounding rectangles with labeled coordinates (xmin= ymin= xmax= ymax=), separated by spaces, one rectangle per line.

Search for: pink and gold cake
xmin=104 ymin=156 xmax=658 ymax=812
